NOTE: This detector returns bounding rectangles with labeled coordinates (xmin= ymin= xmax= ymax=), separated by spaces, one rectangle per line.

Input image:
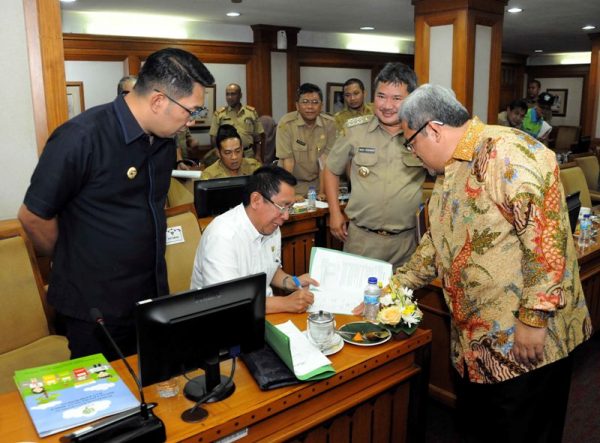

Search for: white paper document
xmin=275 ymin=321 xmax=332 ymax=378
xmin=307 ymin=247 xmax=393 ymax=315
xmin=171 ymin=170 xmax=201 ymax=179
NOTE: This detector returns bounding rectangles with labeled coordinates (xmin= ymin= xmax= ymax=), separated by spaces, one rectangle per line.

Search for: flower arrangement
xmin=376 ymin=280 xmax=423 ymax=336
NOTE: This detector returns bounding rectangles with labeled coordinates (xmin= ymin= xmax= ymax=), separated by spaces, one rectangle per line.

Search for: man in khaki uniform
xmin=324 ymin=63 xmax=425 ymax=270
xmin=201 ymin=125 xmax=261 ymax=180
xmin=209 ymin=83 xmax=265 ymax=160
xmin=276 ymin=83 xmax=336 ymax=197
xmin=334 ymin=78 xmax=374 ymax=137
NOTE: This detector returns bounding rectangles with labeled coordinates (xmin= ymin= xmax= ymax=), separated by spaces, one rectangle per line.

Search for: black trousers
xmin=456 ymin=356 xmax=573 ymax=443
xmin=60 ymin=314 xmax=137 ymax=362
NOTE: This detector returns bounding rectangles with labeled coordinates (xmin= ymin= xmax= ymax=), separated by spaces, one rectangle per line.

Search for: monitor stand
xmin=183 ymin=356 xmax=235 ymax=403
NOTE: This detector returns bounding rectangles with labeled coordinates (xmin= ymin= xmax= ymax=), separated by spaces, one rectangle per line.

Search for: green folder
xmin=265 ymin=321 xmax=335 ymax=381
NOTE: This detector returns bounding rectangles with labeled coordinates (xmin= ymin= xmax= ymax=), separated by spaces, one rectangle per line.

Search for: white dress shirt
xmin=191 ymin=203 xmax=281 ymax=296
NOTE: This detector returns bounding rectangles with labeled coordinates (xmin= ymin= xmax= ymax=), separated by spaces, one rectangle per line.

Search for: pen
xmin=291 ymin=275 xmax=302 ymax=289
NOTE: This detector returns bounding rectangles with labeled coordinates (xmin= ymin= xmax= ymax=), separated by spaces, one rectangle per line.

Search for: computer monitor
xmin=194 ymin=176 xmax=250 ymax=218
xmin=135 ymin=273 xmax=266 ymax=403
xmin=566 ymin=191 xmax=581 ymax=234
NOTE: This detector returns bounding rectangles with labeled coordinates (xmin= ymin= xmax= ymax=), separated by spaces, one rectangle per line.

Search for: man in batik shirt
xmin=394 ymin=84 xmax=591 ymax=443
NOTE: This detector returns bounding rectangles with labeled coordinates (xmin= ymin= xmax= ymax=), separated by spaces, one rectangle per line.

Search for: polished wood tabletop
xmin=0 ymin=313 xmax=431 ymax=443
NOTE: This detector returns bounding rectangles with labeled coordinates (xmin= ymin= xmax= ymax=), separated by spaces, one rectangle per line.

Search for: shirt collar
xmin=112 ymin=95 xmax=145 ymax=144
xmin=295 ymin=112 xmax=323 ymax=128
xmin=235 ymin=203 xmax=277 ymax=243
xmin=368 ymin=115 xmax=404 ymax=138
xmin=451 ymin=117 xmax=485 ymax=162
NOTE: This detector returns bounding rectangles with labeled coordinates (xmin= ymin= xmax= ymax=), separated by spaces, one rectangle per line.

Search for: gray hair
xmin=399 ymin=84 xmax=470 ymax=131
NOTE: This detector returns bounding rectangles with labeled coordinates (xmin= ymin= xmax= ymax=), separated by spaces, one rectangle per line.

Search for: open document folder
xmin=307 ymin=247 xmax=393 ymax=315
xmin=265 ymin=321 xmax=335 ymax=381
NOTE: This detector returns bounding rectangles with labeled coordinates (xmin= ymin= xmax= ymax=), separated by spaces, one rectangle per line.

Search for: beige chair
xmin=165 ymin=204 xmax=202 ymax=293
xmin=574 ymin=155 xmax=600 ymax=203
xmin=559 ymin=166 xmax=592 ymax=208
xmin=167 ymin=177 xmax=194 ymax=208
xmin=0 ymin=220 xmax=70 ymax=394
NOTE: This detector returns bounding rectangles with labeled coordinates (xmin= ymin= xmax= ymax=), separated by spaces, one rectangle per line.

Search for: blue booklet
xmin=13 ymin=353 xmax=140 ymax=437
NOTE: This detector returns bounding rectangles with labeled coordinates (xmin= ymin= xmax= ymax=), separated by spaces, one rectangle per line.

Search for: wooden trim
xmin=24 ymin=0 xmax=67 ymax=154
xmin=586 ymin=33 xmax=600 ymax=141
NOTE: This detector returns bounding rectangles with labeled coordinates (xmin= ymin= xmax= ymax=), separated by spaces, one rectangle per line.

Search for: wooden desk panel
xmin=0 ymin=315 xmax=430 ymax=443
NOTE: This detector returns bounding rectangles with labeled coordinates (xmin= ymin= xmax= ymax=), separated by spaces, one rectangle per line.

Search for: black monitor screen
xmin=135 ymin=273 xmax=266 ymax=401
xmin=566 ymin=191 xmax=581 ymax=234
xmin=194 ymin=176 xmax=250 ymax=218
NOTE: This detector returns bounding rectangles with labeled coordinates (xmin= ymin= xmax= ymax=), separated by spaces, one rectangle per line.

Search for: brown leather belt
xmin=355 ymin=224 xmax=414 ymax=236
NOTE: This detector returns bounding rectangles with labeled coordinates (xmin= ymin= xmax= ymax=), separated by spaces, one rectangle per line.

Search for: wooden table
xmin=0 ymin=314 xmax=431 ymax=443
xmin=417 ymin=238 xmax=600 ymax=407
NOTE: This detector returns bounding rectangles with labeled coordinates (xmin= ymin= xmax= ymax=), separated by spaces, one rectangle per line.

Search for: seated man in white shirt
xmin=191 ymin=165 xmax=317 ymax=313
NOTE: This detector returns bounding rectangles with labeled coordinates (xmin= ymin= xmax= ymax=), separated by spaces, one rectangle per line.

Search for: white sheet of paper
xmin=308 ymin=248 xmax=393 ymax=314
xmin=276 ymin=321 xmax=331 ymax=377
xmin=171 ymin=170 xmax=201 ymax=179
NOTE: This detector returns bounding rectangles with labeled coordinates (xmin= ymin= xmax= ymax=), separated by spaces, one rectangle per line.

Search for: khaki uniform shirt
xmin=200 ymin=158 xmax=261 ymax=180
xmin=334 ymin=103 xmax=374 ymax=137
xmin=209 ymin=105 xmax=265 ymax=149
xmin=276 ymin=111 xmax=336 ymax=195
xmin=393 ymin=118 xmax=591 ymax=384
xmin=327 ymin=115 xmax=425 ymax=231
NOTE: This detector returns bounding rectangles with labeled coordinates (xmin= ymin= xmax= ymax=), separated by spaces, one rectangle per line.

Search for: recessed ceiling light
xmin=507 ymin=7 xmax=523 ymax=13
xmin=226 ymin=12 xmax=241 ymax=17
xmin=534 ymin=49 xmax=544 ymax=53
xmin=582 ymin=25 xmax=596 ymax=31
xmin=360 ymin=26 xmax=375 ymax=31
xmin=60 ymin=0 xmax=77 ymax=2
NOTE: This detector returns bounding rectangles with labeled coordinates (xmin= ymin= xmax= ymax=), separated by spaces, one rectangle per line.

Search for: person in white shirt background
xmin=191 ymin=165 xmax=318 ymax=313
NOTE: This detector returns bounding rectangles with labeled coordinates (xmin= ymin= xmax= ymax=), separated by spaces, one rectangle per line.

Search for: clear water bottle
xmin=307 ymin=186 xmax=317 ymax=212
xmin=363 ymin=277 xmax=381 ymax=322
xmin=579 ymin=213 xmax=592 ymax=249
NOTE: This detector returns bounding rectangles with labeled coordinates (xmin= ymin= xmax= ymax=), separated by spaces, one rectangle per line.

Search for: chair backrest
xmin=574 ymin=155 xmax=599 ymax=192
xmin=167 ymin=177 xmax=194 ymax=208
xmin=0 ymin=220 xmax=52 ymax=354
xmin=554 ymin=126 xmax=581 ymax=152
xmin=559 ymin=166 xmax=592 ymax=208
xmin=165 ymin=204 xmax=202 ymax=293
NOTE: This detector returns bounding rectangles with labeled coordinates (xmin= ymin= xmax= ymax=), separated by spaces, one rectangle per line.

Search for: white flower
xmin=380 ymin=293 xmax=394 ymax=306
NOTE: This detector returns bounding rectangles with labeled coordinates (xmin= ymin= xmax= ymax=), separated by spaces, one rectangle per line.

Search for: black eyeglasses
xmin=261 ymin=193 xmax=294 ymax=215
xmin=403 ymin=120 xmax=444 ymax=152
xmin=153 ymin=89 xmax=206 ymax=121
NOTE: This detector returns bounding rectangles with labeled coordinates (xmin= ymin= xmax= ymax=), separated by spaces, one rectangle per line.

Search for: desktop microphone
xmin=59 ymin=309 xmax=166 ymax=443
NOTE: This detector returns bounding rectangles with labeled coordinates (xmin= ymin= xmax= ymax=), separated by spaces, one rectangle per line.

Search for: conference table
xmin=0 ymin=313 xmax=432 ymax=443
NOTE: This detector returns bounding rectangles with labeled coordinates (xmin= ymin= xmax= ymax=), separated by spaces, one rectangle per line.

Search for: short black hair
xmin=296 ymin=83 xmax=323 ymax=102
xmin=373 ymin=62 xmax=417 ymax=93
xmin=529 ymin=79 xmax=541 ymax=88
xmin=243 ymin=165 xmax=297 ymax=206
xmin=135 ymin=47 xmax=215 ymax=99
xmin=216 ymin=124 xmax=242 ymax=150
xmin=508 ymin=99 xmax=528 ymax=112
xmin=343 ymin=78 xmax=365 ymax=91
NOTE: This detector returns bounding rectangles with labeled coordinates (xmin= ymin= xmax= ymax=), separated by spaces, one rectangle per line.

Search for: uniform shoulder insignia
xmin=278 ymin=112 xmax=296 ymax=125
xmin=246 ymin=105 xmax=256 ymax=111
xmin=320 ymin=112 xmax=335 ymax=121
xmin=215 ymin=106 xmax=226 ymax=114
xmin=345 ymin=115 xmax=372 ymax=128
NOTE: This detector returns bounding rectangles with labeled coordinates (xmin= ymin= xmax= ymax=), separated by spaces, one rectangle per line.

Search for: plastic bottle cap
xmin=367 ymin=277 xmax=377 ymax=284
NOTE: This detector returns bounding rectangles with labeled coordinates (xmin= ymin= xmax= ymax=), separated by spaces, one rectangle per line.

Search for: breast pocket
xmin=293 ymin=141 xmax=311 ymax=163
xmin=401 ymin=153 xmax=423 ymax=168
xmin=354 ymin=150 xmax=378 ymax=167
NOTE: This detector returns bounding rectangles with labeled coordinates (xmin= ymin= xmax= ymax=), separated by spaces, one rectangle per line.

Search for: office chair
xmin=167 ymin=177 xmax=194 ymax=208
xmin=165 ymin=204 xmax=202 ymax=293
xmin=0 ymin=220 xmax=69 ymax=394
xmin=559 ymin=166 xmax=592 ymax=208
xmin=574 ymin=155 xmax=600 ymax=203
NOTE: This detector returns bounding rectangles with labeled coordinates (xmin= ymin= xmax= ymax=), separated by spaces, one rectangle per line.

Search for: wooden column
xmin=285 ymin=28 xmax=301 ymax=112
xmin=586 ymin=33 xmax=600 ymax=143
xmin=23 ymin=0 xmax=67 ymax=154
xmin=250 ymin=25 xmax=277 ymax=116
xmin=412 ymin=0 xmax=507 ymax=122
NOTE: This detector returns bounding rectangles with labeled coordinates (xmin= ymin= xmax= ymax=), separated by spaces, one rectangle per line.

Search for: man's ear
xmin=249 ymin=191 xmax=263 ymax=209
xmin=429 ymin=122 xmax=443 ymax=141
xmin=149 ymin=91 xmax=164 ymax=114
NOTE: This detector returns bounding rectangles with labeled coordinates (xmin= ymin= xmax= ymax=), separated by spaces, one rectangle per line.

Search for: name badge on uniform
xmin=358 ymin=147 xmax=376 ymax=154
xmin=166 ymin=226 xmax=185 ymax=245
xmin=296 ymin=139 xmax=306 ymax=146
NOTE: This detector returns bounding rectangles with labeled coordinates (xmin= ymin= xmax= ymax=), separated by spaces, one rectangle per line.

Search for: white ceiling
xmin=60 ymin=0 xmax=599 ymax=56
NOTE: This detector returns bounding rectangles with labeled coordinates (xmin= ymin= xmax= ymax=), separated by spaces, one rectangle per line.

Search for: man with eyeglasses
xmin=18 ymin=48 xmax=214 ymax=360
xmin=323 ymin=62 xmax=425 ymax=271
xmin=276 ymin=83 xmax=336 ymax=199
xmin=191 ymin=165 xmax=318 ymax=314
xmin=393 ymin=83 xmax=591 ymax=443
xmin=200 ymin=124 xmax=261 ymax=180
xmin=209 ymin=83 xmax=264 ymax=161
